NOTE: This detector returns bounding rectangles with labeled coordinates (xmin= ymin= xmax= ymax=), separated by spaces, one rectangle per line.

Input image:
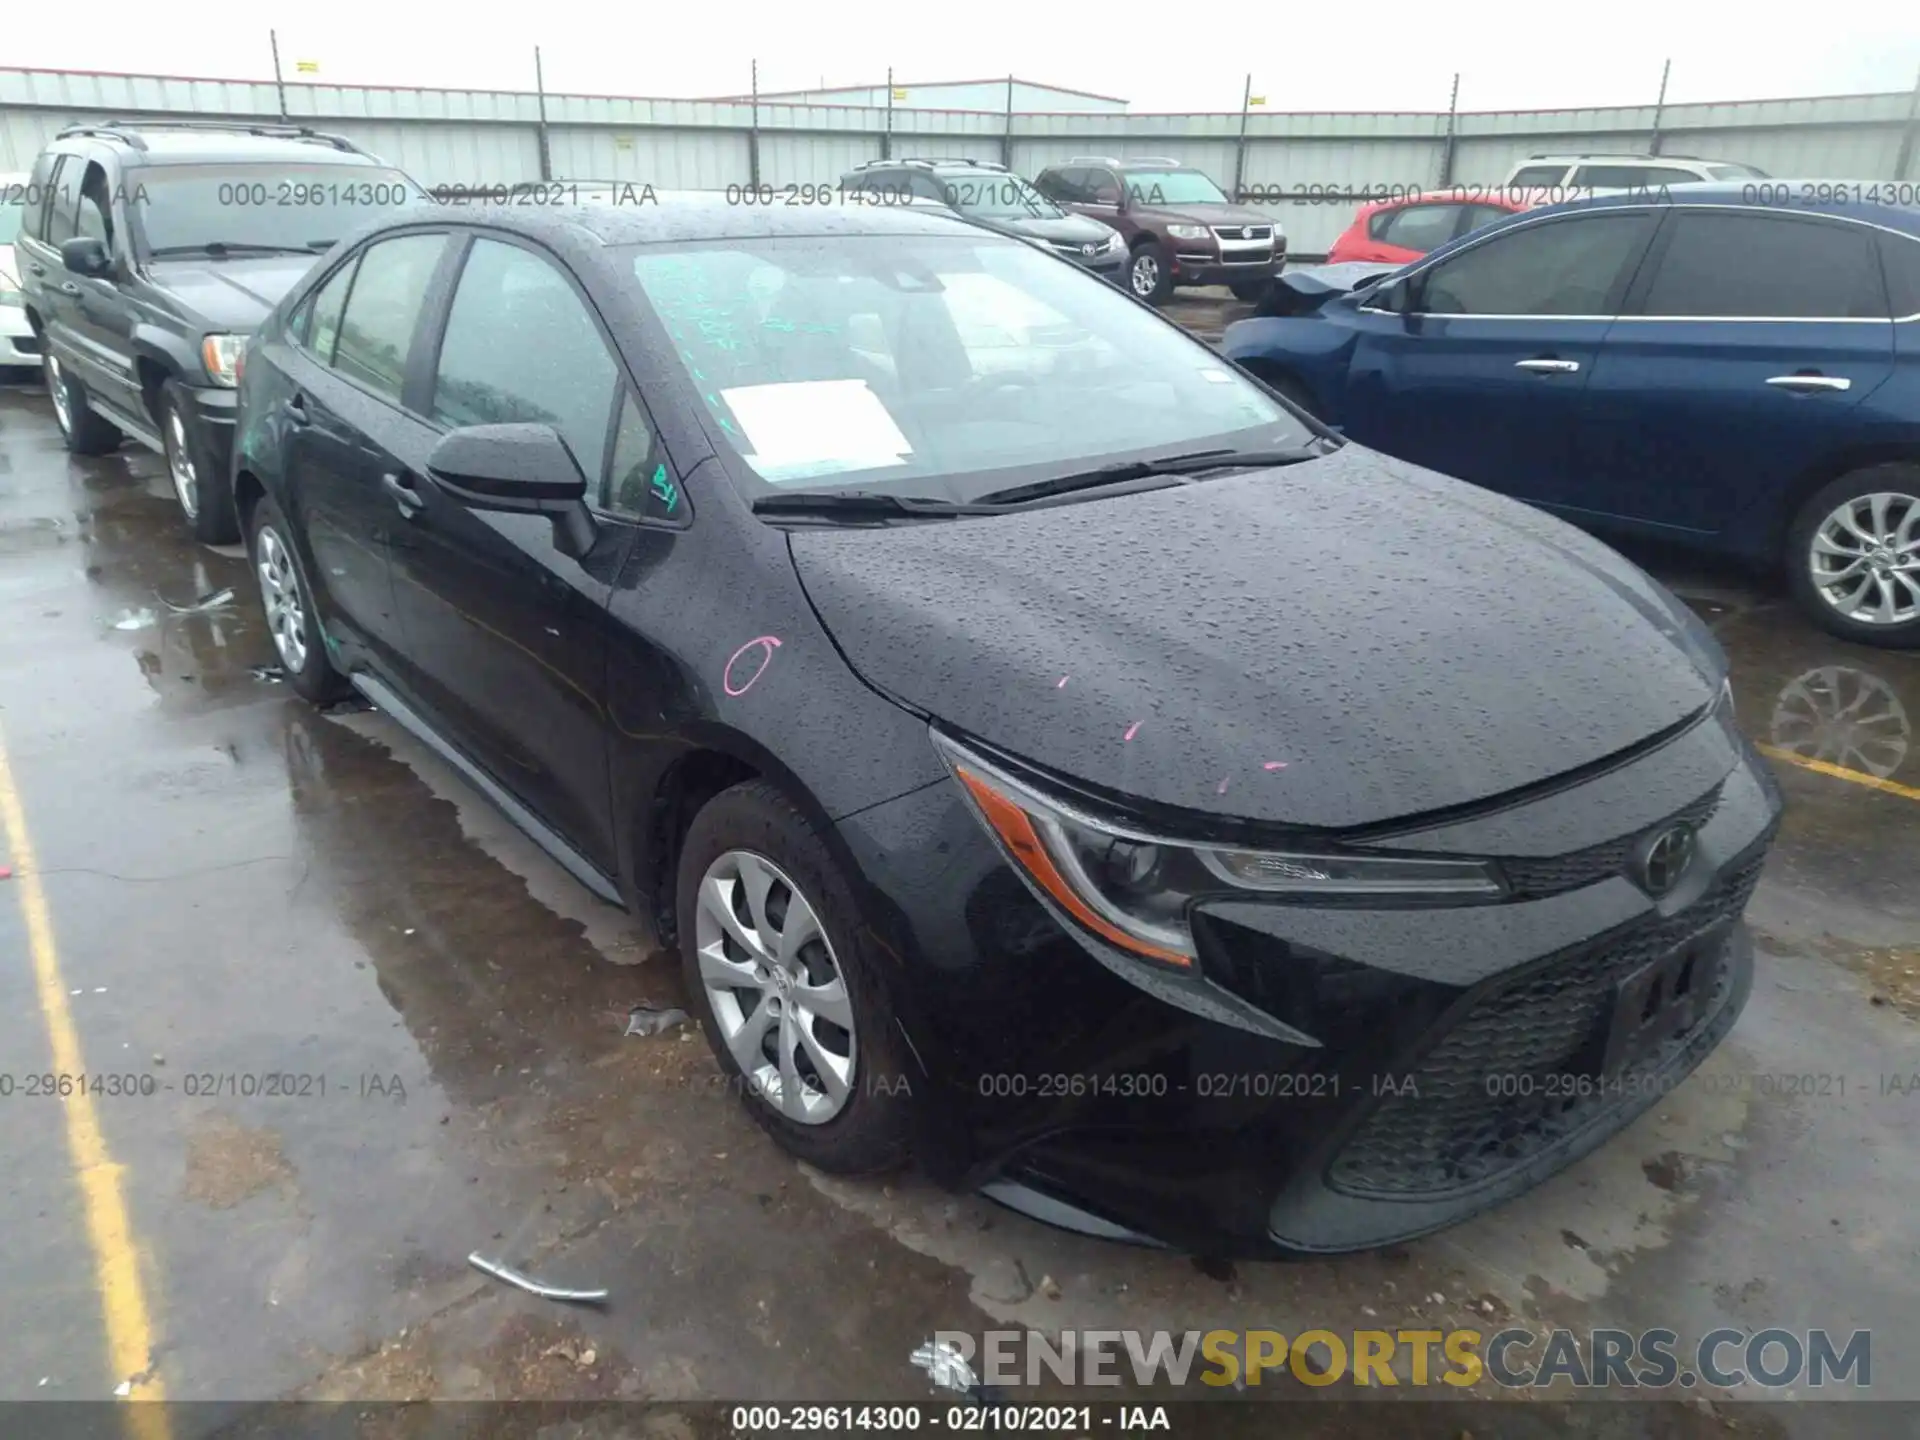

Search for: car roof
xmin=363 ymin=192 xmax=1005 ymax=247
xmin=1518 ymin=181 xmax=1920 ymax=237
xmin=50 ymin=125 xmax=381 ymax=167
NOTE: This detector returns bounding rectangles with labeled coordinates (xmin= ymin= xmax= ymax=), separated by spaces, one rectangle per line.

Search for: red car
xmin=1327 ymin=193 xmax=1530 ymax=265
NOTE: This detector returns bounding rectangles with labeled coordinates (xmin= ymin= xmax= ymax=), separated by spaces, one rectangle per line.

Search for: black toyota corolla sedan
xmin=229 ymin=197 xmax=1782 ymax=1256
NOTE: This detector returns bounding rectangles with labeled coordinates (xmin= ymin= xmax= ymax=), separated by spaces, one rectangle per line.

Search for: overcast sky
xmin=11 ymin=0 xmax=1920 ymax=113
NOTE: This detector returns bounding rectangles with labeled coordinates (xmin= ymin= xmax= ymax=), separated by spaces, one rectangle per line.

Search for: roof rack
xmin=55 ymin=119 xmax=368 ymax=155
xmin=1063 ymin=155 xmax=1123 ymax=167
xmin=1121 ymin=156 xmax=1185 ymax=166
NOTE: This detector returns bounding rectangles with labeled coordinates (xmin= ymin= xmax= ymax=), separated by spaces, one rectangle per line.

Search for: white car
xmin=0 ymin=173 xmax=37 ymax=370
xmin=1501 ymin=153 xmax=1768 ymax=190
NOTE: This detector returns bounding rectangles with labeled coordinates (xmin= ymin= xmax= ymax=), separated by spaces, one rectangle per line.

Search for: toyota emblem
xmin=1634 ymin=823 xmax=1698 ymax=897
xmin=1082 ymin=243 xmax=1098 ymax=255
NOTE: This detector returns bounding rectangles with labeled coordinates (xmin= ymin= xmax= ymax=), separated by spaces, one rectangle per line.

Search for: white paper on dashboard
xmin=720 ymin=379 xmax=914 ymax=475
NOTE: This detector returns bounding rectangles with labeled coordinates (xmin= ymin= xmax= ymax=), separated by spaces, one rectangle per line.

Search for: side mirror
xmin=426 ymin=422 xmax=597 ymax=558
xmin=61 ymin=236 xmax=112 ymax=278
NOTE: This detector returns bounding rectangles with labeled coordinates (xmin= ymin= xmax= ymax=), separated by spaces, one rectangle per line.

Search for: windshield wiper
xmin=751 ymin=491 xmax=997 ymax=520
xmin=973 ymin=444 xmax=1334 ymax=508
xmin=147 ymin=242 xmax=327 ymax=258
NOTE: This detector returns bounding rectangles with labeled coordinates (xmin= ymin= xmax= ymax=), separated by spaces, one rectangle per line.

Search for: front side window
xmin=1507 ymin=165 xmax=1569 ymax=188
xmin=131 ymin=163 xmax=426 ymax=258
xmin=1123 ymin=169 xmax=1226 ymax=206
xmin=628 ymin=232 xmax=1307 ymax=498
xmin=605 ymin=393 xmax=679 ymax=520
xmin=1417 ymin=213 xmax=1655 ymax=316
xmin=43 ymin=156 xmax=82 ymax=246
xmin=332 ymin=232 xmax=445 ymax=402
xmin=1377 ymin=204 xmax=1463 ymax=252
xmin=297 ymin=257 xmax=358 ymax=362
xmin=1880 ymin=233 xmax=1920 ymax=319
xmin=431 ymin=237 xmax=618 ymax=477
xmin=1085 ymin=170 xmax=1122 ymax=206
xmin=76 ymin=163 xmax=114 ymax=248
xmin=1571 ymin=165 xmax=1685 ymax=190
xmin=1636 ymin=212 xmax=1883 ymax=319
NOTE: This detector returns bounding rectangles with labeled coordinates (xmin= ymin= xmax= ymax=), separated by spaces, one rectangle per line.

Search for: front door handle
xmin=28 ymin=262 xmax=46 ymax=277
xmin=381 ymin=470 xmax=424 ymax=519
xmin=1514 ymin=358 xmax=1580 ymax=373
xmin=283 ymin=394 xmax=311 ymax=426
xmin=1766 ymin=374 xmax=1852 ymax=393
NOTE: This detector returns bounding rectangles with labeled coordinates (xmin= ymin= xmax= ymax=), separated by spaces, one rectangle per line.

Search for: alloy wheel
xmin=1130 ymin=253 xmax=1160 ymax=299
xmin=166 ymin=406 xmax=201 ymax=518
xmin=695 ymin=849 xmax=856 ymax=1125
xmin=1770 ymin=665 xmax=1910 ymax=779
xmin=1809 ymin=492 xmax=1920 ymax=626
xmin=255 ymin=525 xmax=310 ymax=673
xmin=46 ymin=356 xmax=72 ymax=436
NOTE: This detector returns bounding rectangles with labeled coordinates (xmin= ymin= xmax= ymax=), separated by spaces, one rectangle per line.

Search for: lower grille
xmin=1218 ymin=250 xmax=1274 ymax=266
xmin=1327 ymin=851 xmax=1765 ymax=1199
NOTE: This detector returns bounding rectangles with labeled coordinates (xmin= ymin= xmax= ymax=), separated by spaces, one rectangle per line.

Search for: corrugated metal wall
xmin=6 ymin=67 xmax=1918 ymax=257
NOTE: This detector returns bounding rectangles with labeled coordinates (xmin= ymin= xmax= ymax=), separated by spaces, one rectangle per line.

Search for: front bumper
xmin=835 ymin=703 xmax=1782 ymax=1256
xmin=1171 ymin=246 xmax=1288 ymax=289
xmin=0 ymin=310 xmax=37 ymax=365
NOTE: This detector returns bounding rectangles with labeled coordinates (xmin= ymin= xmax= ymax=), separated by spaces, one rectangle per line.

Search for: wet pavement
xmin=2 ymin=359 xmax=1918 ymax=1435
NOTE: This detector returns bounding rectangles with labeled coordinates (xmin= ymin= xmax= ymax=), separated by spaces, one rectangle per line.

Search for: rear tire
xmin=247 ymin=493 xmax=352 ymax=703
xmin=1787 ymin=465 xmax=1920 ymax=649
xmin=1127 ymin=242 xmax=1173 ymax=305
xmin=43 ymin=353 xmax=122 ymax=456
xmin=161 ymin=380 xmax=240 ymax=544
xmin=677 ymin=780 xmax=914 ymax=1175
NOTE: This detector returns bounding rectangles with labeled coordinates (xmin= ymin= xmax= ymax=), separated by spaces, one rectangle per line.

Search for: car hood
xmin=1134 ymin=201 xmax=1279 ymax=230
xmin=1253 ymin=260 xmax=1402 ymax=316
xmin=788 ymin=446 xmax=1717 ymax=830
xmin=993 ymin=213 xmax=1117 ymax=246
xmin=142 ymin=254 xmax=317 ymax=332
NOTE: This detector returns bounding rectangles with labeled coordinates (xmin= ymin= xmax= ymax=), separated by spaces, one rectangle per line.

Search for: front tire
xmin=1127 ymin=242 xmax=1173 ymax=305
xmin=677 ymin=780 xmax=913 ymax=1175
xmin=161 ymin=380 xmax=240 ymax=544
xmin=43 ymin=353 xmax=122 ymax=456
xmin=247 ymin=493 xmax=352 ymax=703
xmin=1787 ymin=465 xmax=1920 ymax=648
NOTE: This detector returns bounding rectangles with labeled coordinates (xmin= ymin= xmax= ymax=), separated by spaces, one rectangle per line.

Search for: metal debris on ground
xmin=910 ymin=1338 xmax=979 ymax=1395
xmin=250 ymin=664 xmax=285 ymax=683
xmin=625 ymin=1004 xmax=689 ymax=1037
xmin=467 ymin=1252 xmax=610 ymax=1304
xmin=158 ymin=586 xmax=236 ymax=614
xmin=110 ymin=608 xmax=158 ymax=632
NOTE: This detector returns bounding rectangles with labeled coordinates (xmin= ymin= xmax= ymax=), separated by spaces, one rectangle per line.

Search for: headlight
xmin=933 ymin=732 xmax=1502 ymax=969
xmin=201 ymin=333 xmax=245 ymax=387
xmin=1102 ymin=232 xmax=1123 ymax=253
xmin=1165 ymin=223 xmax=1211 ymax=241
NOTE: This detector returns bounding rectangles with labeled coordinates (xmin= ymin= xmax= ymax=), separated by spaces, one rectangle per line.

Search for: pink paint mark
xmin=1262 ymin=761 xmax=1289 ymax=771
xmin=1055 ymin=675 xmax=1070 ymax=689
xmin=723 ymin=635 xmax=783 ymax=697
xmin=1123 ymin=720 xmax=1143 ymax=742
xmin=1216 ymin=778 xmax=1230 ymax=796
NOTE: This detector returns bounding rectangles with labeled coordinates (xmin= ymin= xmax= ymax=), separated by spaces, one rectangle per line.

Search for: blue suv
xmin=1222 ymin=185 xmax=1920 ymax=647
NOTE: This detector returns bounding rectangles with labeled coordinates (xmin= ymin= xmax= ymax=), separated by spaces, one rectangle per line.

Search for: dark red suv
xmin=1034 ymin=157 xmax=1285 ymax=304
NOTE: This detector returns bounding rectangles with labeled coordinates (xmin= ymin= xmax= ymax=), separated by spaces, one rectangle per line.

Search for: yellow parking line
xmin=1756 ymin=742 xmax=1920 ymax=803
xmin=0 ymin=719 xmax=170 ymax=1430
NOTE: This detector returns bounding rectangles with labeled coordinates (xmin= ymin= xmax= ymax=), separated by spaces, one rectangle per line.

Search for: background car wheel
xmin=676 ymin=780 xmax=913 ymax=1175
xmin=1127 ymin=242 xmax=1173 ymax=305
xmin=1788 ymin=464 xmax=1920 ymax=648
xmin=247 ymin=493 xmax=351 ymax=704
xmin=42 ymin=353 xmax=122 ymax=456
xmin=160 ymin=380 xmax=240 ymax=544
xmin=1229 ymin=280 xmax=1271 ymax=303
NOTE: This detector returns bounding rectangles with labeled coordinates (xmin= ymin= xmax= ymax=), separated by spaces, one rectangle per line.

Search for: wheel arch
xmin=1754 ymin=444 xmax=1920 ymax=567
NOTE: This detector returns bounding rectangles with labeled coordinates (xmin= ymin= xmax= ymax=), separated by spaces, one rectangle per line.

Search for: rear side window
xmin=332 ymin=232 xmax=445 ymax=402
xmin=1418 ymin=213 xmax=1654 ymax=316
xmin=1463 ymin=204 xmax=1516 ymax=234
xmin=1376 ymin=203 xmax=1462 ymax=252
xmin=1507 ymin=165 xmax=1568 ymax=187
xmin=1572 ymin=165 xmax=1685 ymax=189
xmin=1036 ymin=169 xmax=1082 ymax=202
xmin=1877 ymin=233 xmax=1920 ymax=319
xmin=1637 ymin=212 xmax=1883 ymax=319
xmin=296 ymin=258 xmax=357 ymax=363
xmin=430 ymin=237 xmax=618 ymax=477
xmin=17 ymin=151 xmax=59 ymax=241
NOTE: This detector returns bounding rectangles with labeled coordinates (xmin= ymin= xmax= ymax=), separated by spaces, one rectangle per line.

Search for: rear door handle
xmin=381 ymin=470 xmax=424 ymax=519
xmin=1766 ymin=374 xmax=1851 ymax=393
xmin=1514 ymin=358 xmax=1580 ymax=373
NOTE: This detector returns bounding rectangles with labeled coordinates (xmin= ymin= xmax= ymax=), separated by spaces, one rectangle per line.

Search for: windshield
xmin=628 ymin=233 xmax=1307 ymax=500
xmin=130 ymin=164 xmax=427 ymax=256
xmin=1124 ymin=169 xmax=1229 ymax=206
xmin=0 ymin=199 xmax=21 ymax=245
xmin=938 ymin=173 xmax=1063 ymax=220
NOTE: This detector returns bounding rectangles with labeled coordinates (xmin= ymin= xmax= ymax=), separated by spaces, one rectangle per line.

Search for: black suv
xmin=839 ymin=158 xmax=1125 ymax=283
xmin=15 ymin=121 xmax=425 ymax=541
